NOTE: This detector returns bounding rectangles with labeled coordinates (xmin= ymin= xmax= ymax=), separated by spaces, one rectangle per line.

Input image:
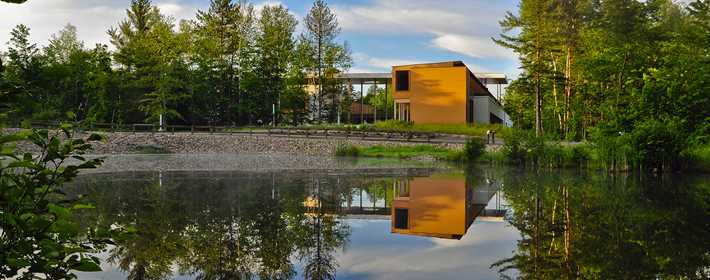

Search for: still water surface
xmin=67 ymin=165 xmax=709 ymax=279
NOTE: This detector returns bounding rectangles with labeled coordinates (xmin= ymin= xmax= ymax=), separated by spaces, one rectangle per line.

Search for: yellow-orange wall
xmin=392 ymin=65 xmax=468 ymax=124
xmin=391 ymin=176 xmax=467 ymax=238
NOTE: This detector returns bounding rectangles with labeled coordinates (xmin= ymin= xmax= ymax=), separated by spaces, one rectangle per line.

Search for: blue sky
xmin=0 ymin=0 xmax=521 ymax=78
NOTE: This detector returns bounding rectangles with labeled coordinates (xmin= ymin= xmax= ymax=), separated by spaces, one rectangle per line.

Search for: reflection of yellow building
xmin=390 ymin=174 xmax=487 ymax=239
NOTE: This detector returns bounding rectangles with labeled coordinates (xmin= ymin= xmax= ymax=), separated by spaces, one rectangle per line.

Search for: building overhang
xmin=337 ymin=70 xmax=508 ymax=85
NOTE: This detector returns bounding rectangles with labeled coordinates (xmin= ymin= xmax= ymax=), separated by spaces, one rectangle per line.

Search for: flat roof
xmin=475 ymin=73 xmax=508 ymax=84
xmin=339 ymin=71 xmax=508 ymax=85
xmin=337 ymin=73 xmax=392 ymax=80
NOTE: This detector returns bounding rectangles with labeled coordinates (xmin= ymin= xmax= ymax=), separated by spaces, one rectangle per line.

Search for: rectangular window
xmin=394 ymin=208 xmax=409 ymax=229
xmin=394 ymin=180 xmax=410 ymax=198
xmin=395 ymin=102 xmax=411 ymax=122
xmin=395 ymin=70 xmax=410 ymax=91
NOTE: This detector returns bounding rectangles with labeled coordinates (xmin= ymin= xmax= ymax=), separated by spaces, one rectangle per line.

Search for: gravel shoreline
xmin=4 ymin=130 xmax=460 ymax=173
xmin=8 ymin=130 xmax=463 ymax=156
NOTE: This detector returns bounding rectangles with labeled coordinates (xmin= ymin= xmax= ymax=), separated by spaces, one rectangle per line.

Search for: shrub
xmin=335 ymin=144 xmax=360 ymax=157
xmin=1 ymin=126 xmax=117 ymax=279
xmin=630 ymin=119 xmax=686 ymax=171
xmin=20 ymin=119 xmax=32 ymax=129
xmin=589 ymin=127 xmax=633 ymax=171
xmin=682 ymin=142 xmax=710 ymax=172
xmin=502 ymin=130 xmax=546 ymax=165
xmin=462 ymin=137 xmax=486 ymax=162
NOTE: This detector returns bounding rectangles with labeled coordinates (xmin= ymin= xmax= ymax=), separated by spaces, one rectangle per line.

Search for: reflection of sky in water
xmin=333 ymin=219 xmax=519 ymax=280
xmin=70 ymin=164 xmax=710 ymax=280
xmin=72 ymin=168 xmax=517 ymax=280
xmin=78 ymin=219 xmax=518 ymax=280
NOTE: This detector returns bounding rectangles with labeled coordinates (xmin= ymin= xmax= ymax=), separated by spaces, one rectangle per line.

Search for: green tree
xmin=496 ymin=0 xmax=557 ymax=136
xmin=44 ymin=23 xmax=84 ymax=65
xmin=253 ymin=4 xmax=298 ymax=125
xmin=193 ymin=0 xmax=256 ymax=125
xmin=83 ymin=44 xmax=121 ymax=125
xmin=363 ymin=83 xmax=393 ymax=121
xmin=279 ymin=38 xmax=312 ymax=126
xmin=109 ymin=0 xmax=189 ymax=125
xmin=498 ymin=0 xmax=709 ymax=170
xmin=303 ymin=0 xmax=352 ymax=123
xmin=3 ymin=24 xmax=43 ymax=120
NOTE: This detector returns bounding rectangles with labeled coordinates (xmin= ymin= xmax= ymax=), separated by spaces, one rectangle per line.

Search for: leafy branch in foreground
xmin=0 ymin=126 xmax=116 ymax=279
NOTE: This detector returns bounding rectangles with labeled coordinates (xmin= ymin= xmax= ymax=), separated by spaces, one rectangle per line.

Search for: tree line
xmin=0 ymin=0 xmax=354 ymax=126
xmin=497 ymin=0 xmax=710 ymax=170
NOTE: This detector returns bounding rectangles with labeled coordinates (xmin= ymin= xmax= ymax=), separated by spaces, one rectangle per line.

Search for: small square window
xmin=395 ymin=71 xmax=410 ymax=91
xmin=394 ymin=208 xmax=409 ymax=229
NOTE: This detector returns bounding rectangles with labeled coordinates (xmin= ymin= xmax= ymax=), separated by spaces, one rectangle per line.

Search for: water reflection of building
xmin=295 ymin=172 xmax=505 ymax=239
xmin=390 ymin=174 xmax=499 ymax=239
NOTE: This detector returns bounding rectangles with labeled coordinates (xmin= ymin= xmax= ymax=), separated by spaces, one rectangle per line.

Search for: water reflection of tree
xmin=298 ymin=178 xmax=351 ymax=280
xmin=73 ymin=176 xmax=187 ymax=280
xmin=69 ymin=172 xmax=356 ymax=280
xmin=494 ymin=171 xmax=710 ymax=279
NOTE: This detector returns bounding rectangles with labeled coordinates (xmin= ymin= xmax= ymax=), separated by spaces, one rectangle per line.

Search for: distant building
xmin=391 ymin=61 xmax=507 ymax=125
xmin=309 ymin=61 xmax=509 ymax=125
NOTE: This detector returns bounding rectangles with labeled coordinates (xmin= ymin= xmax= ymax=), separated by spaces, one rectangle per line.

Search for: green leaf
xmin=48 ymin=203 xmax=71 ymax=219
xmin=72 ymin=259 xmax=102 ymax=272
xmin=72 ymin=204 xmax=95 ymax=210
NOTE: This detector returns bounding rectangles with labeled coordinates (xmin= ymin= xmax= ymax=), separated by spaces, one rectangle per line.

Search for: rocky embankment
xmin=8 ymin=130 xmax=463 ymax=156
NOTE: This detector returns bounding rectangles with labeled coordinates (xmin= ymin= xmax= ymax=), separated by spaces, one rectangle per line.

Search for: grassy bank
xmin=685 ymin=143 xmax=710 ymax=172
xmin=278 ymin=120 xmax=508 ymax=138
xmin=336 ymin=138 xmax=486 ymax=162
xmin=335 ymin=131 xmax=710 ymax=173
xmin=372 ymin=120 xmax=509 ymax=138
xmin=336 ymin=144 xmax=460 ymax=160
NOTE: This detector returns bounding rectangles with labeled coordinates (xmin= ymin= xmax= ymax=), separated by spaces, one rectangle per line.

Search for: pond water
xmin=66 ymin=163 xmax=710 ymax=280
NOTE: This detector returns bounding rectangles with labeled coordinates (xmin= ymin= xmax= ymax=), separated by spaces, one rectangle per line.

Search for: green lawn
xmin=336 ymin=144 xmax=461 ymax=160
xmin=273 ymin=120 xmax=508 ymax=138
xmin=372 ymin=120 xmax=508 ymax=138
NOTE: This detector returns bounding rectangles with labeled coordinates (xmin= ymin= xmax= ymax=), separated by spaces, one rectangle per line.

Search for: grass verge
xmin=684 ymin=142 xmax=710 ymax=172
xmin=269 ymin=120 xmax=508 ymax=138
xmin=336 ymin=144 xmax=460 ymax=160
xmin=372 ymin=120 xmax=509 ymax=138
xmin=335 ymin=138 xmax=486 ymax=162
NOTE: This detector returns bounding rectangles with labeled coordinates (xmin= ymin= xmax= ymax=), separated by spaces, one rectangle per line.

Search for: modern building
xmin=333 ymin=61 xmax=508 ymax=125
xmin=391 ymin=61 xmax=507 ymax=124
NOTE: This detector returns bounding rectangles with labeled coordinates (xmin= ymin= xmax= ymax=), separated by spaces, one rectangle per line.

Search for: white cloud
xmin=333 ymin=0 xmax=513 ymax=63
xmin=157 ymin=3 xmax=185 ymax=17
xmin=431 ymin=34 xmax=514 ymax=60
xmin=0 ymin=0 xmax=125 ymax=48
xmin=351 ymin=52 xmax=425 ymax=72
xmin=254 ymin=0 xmax=285 ymax=12
xmin=336 ymin=5 xmax=470 ymax=35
